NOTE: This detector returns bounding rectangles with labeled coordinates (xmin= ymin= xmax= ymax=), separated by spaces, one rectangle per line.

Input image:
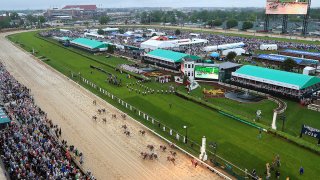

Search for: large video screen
xmin=266 ymin=0 xmax=309 ymax=15
xmin=195 ymin=66 xmax=219 ymax=80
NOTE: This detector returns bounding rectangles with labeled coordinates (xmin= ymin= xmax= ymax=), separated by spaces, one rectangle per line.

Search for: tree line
xmin=0 ymin=12 xmax=46 ymax=29
xmin=137 ymin=8 xmax=320 ymax=30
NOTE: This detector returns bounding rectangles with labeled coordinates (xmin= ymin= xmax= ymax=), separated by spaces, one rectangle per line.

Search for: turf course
xmin=7 ymin=31 xmax=320 ymax=179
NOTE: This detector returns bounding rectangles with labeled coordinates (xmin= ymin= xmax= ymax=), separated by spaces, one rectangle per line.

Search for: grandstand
xmin=143 ymin=49 xmax=200 ymax=70
xmin=253 ymin=54 xmax=319 ymax=69
xmin=70 ymin=38 xmax=109 ymax=52
xmin=231 ymin=65 xmax=320 ymax=99
xmin=280 ymin=49 xmax=320 ymax=61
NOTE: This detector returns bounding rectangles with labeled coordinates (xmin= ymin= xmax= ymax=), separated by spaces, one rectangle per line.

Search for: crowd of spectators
xmin=40 ymin=28 xmax=320 ymax=61
xmin=0 ymin=62 xmax=95 ymax=179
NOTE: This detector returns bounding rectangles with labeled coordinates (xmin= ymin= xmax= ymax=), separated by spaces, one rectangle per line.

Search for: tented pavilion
xmin=253 ymin=54 xmax=319 ymax=69
xmin=144 ymin=49 xmax=200 ymax=70
xmin=70 ymin=38 xmax=109 ymax=52
xmin=231 ymin=65 xmax=320 ymax=99
xmin=280 ymin=49 xmax=320 ymax=61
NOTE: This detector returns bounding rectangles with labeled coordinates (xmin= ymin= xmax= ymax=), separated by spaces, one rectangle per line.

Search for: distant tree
xmin=118 ymin=28 xmax=124 ymax=34
xmin=226 ymin=19 xmax=238 ymax=29
xmin=97 ymin=29 xmax=104 ymax=35
xmin=183 ymin=75 xmax=189 ymax=85
xmin=10 ymin=12 xmax=19 ymax=20
xmin=140 ymin=12 xmax=148 ymax=24
xmin=175 ymin=29 xmax=181 ymax=36
xmin=207 ymin=20 xmax=214 ymax=27
xmin=213 ymin=19 xmax=223 ymax=27
xmin=226 ymin=51 xmax=237 ymax=60
xmin=99 ymin=16 xmax=110 ymax=25
xmin=39 ymin=16 xmax=45 ymax=24
xmin=19 ymin=19 xmax=24 ymax=26
xmin=26 ymin=14 xmax=37 ymax=25
xmin=242 ymin=21 xmax=253 ymax=30
xmin=281 ymin=58 xmax=297 ymax=72
xmin=83 ymin=22 xmax=89 ymax=29
xmin=38 ymin=16 xmax=46 ymax=27
xmin=107 ymin=45 xmax=116 ymax=54
xmin=0 ymin=17 xmax=11 ymax=29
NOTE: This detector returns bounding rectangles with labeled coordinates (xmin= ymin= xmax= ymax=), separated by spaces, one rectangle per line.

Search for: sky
xmin=1 ymin=0 xmax=320 ymax=10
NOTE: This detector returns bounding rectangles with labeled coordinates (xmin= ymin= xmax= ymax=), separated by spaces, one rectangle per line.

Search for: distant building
xmin=143 ymin=49 xmax=200 ymax=70
xmin=62 ymin=5 xmax=97 ymax=11
xmin=231 ymin=65 xmax=320 ymax=99
xmin=45 ymin=5 xmax=97 ymax=20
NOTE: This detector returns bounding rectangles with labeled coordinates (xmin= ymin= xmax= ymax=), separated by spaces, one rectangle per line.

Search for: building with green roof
xmin=70 ymin=38 xmax=108 ymax=52
xmin=144 ymin=49 xmax=200 ymax=70
xmin=232 ymin=65 xmax=320 ymax=98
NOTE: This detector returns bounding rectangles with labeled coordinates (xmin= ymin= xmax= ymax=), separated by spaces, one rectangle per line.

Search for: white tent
xmin=178 ymin=39 xmax=208 ymax=46
xmin=303 ymin=66 xmax=316 ymax=75
xmin=146 ymin=32 xmax=166 ymax=37
xmin=84 ymin=33 xmax=104 ymax=39
xmin=103 ymin=27 xmax=119 ymax=32
xmin=222 ymin=48 xmax=245 ymax=56
xmin=203 ymin=42 xmax=245 ymax=52
xmin=124 ymin=31 xmax=134 ymax=36
xmin=60 ymin=29 xmax=71 ymax=33
xmin=260 ymin=44 xmax=278 ymax=51
xmin=140 ymin=40 xmax=178 ymax=50
xmin=189 ymin=33 xmax=200 ymax=37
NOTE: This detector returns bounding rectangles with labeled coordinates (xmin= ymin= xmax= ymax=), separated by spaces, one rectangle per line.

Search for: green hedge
xmin=176 ymin=90 xmax=320 ymax=155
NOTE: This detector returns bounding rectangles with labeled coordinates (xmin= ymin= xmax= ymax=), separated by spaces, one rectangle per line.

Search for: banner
xmin=301 ymin=125 xmax=320 ymax=139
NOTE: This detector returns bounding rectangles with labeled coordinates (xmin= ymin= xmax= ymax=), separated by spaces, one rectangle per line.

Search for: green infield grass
xmin=7 ymin=31 xmax=320 ymax=179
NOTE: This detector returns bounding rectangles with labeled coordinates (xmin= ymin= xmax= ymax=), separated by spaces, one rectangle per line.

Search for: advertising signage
xmin=300 ymin=124 xmax=320 ymax=144
xmin=195 ymin=66 xmax=219 ymax=80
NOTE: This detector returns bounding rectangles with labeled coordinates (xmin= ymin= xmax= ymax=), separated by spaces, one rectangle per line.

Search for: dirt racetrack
xmin=0 ymin=31 xmax=222 ymax=180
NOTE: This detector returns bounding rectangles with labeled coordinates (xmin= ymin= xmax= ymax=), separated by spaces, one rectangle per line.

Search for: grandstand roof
xmin=70 ymin=38 xmax=107 ymax=50
xmin=256 ymin=54 xmax=319 ymax=66
xmin=232 ymin=65 xmax=320 ymax=90
xmin=219 ymin=62 xmax=241 ymax=70
xmin=146 ymin=49 xmax=189 ymax=63
xmin=281 ymin=49 xmax=320 ymax=58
